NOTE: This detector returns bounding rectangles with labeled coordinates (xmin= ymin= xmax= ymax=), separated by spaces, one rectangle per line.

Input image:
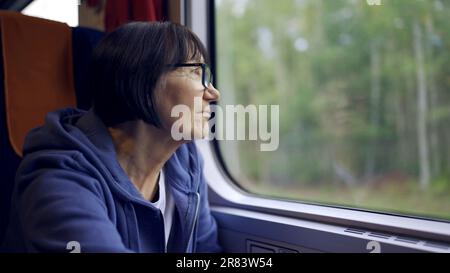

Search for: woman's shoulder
xmin=19 ymin=149 xmax=86 ymax=174
xmin=16 ymin=149 xmax=104 ymax=198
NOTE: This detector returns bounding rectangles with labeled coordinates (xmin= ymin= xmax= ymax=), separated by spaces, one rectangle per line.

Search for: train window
xmin=214 ymin=0 xmax=450 ymax=220
xmin=22 ymin=0 xmax=78 ymax=27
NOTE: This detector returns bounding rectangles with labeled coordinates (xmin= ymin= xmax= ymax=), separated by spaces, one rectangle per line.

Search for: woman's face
xmin=154 ymin=60 xmax=220 ymax=140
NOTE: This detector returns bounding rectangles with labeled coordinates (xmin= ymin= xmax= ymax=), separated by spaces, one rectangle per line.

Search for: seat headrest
xmin=0 ymin=11 xmax=76 ymax=157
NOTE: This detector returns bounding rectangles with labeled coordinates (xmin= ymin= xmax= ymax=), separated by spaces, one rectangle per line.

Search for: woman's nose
xmin=203 ymin=83 xmax=220 ymax=102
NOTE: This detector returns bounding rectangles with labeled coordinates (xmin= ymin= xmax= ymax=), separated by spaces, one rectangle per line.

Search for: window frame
xmin=188 ymin=0 xmax=450 ymax=244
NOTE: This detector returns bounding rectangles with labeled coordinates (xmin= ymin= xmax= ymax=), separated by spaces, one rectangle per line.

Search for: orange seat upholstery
xmin=0 ymin=11 xmax=76 ymax=157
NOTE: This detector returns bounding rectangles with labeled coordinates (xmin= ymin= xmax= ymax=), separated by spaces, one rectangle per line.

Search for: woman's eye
xmin=192 ymin=68 xmax=202 ymax=76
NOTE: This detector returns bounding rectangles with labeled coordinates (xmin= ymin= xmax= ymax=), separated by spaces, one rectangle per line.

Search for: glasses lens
xmin=204 ymin=65 xmax=212 ymax=88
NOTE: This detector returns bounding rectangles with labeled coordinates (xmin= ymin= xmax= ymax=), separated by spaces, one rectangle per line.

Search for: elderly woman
xmin=2 ymin=21 xmax=221 ymax=253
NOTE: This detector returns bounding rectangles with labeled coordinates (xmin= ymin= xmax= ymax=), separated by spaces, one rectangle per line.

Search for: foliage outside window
xmin=215 ymin=0 xmax=450 ymax=220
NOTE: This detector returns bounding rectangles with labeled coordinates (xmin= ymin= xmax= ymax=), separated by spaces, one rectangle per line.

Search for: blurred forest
xmin=215 ymin=0 xmax=450 ymax=220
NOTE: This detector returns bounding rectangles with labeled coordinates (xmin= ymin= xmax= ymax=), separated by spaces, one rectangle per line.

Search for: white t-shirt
xmin=150 ymin=169 xmax=175 ymax=251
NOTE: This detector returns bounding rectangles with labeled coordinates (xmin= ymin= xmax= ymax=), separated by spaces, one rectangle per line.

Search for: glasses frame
xmin=168 ymin=63 xmax=213 ymax=89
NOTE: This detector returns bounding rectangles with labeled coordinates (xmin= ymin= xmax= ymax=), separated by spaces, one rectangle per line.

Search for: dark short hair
xmin=88 ymin=21 xmax=209 ymax=127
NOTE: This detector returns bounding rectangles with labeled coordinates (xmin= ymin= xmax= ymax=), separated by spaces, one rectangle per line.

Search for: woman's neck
xmin=108 ymin=120 xmax=181 ymax=201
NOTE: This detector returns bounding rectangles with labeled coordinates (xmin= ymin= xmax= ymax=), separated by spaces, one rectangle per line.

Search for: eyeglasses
xmin=169 ymin=63 xmax=213 ymax=89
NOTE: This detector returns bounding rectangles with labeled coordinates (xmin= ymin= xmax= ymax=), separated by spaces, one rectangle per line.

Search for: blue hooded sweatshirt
xmin=2 ymin=108 xmax=222 ymax=253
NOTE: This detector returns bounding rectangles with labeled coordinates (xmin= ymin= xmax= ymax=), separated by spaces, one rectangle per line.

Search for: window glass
xmin=22 ymin=0 xmax=79 ymax=27
xmin=215 ymin=0 xmax=450 ymax=220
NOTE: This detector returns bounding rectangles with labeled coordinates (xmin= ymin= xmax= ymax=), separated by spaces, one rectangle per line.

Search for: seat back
xmin=0 ymin=11 xmax=103 ymax=243
xmin=72 ymin=26 xmax=104 ymax=110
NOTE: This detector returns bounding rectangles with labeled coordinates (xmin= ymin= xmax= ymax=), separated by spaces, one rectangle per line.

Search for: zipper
xmin=185 ymin=192 xmax=200 ymax=252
